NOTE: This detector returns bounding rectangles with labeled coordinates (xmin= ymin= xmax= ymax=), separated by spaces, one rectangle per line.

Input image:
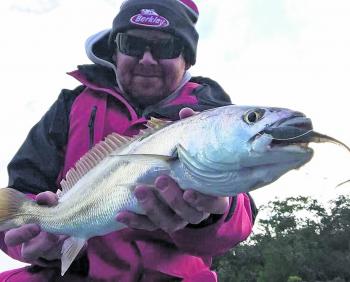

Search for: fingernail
xmin=27 ymin=224 xmax=41 ymax=235
xmin=184 ymin=191 xmax=197 ymax=203
xmin=135 ymin=189 xmax=148 ymax=201
xmin=156 ymin=177 xmax=168 ymax=191
xmin=116 ymin=214 xmax=128 ymax=224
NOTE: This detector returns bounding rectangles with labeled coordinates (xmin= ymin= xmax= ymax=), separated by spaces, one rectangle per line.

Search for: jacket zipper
xmin=88 ymin=106 xmax=97 ymax=149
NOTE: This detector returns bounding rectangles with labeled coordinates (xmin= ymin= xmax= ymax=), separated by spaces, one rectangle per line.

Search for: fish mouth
xmin=259 ymin=114 xmax=350 ymax=186
xmin=264 ymin=115 xmax=313 ymax=149
xmin=258 ymin=114 xmax=350 ymax=152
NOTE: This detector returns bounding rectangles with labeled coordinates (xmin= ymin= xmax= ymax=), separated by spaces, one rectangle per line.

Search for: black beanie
xmin=109 ymin=0 xmax=199 ymax=65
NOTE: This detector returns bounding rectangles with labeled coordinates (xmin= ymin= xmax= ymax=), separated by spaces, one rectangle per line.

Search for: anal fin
xmin=61 ymin=237 xmax=87 ymax=276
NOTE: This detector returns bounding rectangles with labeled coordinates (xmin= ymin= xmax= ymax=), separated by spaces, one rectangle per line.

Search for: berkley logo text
xmin=130 ymin=9 xmax=169 ymax=28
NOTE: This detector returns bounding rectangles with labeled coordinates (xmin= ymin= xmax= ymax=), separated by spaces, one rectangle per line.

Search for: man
xmin=0 ymin=0 xmax=257 ymax=281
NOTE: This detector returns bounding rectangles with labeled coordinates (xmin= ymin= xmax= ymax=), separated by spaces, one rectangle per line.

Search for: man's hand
xmin=116 ymin=108 xmax=230 ymax=234
xmin=4 ymin=191 xmax=67 ymax=267
xmin=178 ymin=107 xmax=197 ymax=119
xmin=116 ymin=176 xmax=229 ymax=233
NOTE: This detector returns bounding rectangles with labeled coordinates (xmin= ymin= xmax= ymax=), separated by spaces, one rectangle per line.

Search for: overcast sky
xmin=1 ymin=0 xmax=350 ymax=272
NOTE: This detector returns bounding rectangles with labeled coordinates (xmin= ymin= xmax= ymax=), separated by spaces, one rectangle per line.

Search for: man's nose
xmin=139 ymin=50 xmax=158 ymax=65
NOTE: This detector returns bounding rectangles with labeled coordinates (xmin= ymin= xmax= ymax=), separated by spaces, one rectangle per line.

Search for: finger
xmin=155 ymin=176 xmax=209 ymax=224
xmin=4 ymin=224 xmax=41 ymax=246
xmin=134 ymin=186 xmax=188 ymax=233
xmin=35 ymin=191 xmax=58 ymax=206
xmin=179 ymin=108 xmax=198 ymax=119
xmin=40 ymin=234 xmax=68 ymax=260
xmin=21 ymin=232 xmax=61 ymax=262
xmin=116 ymin=211 xmax=158 ymax=231
xmin=183 ymin=190 xmax=229 ymax=214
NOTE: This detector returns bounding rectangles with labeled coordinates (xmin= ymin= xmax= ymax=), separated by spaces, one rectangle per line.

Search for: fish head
xmin=189 ymin=105 xmax=315 ymax=195
xmin=203 ymin=105 xmax=314 ymax=166
xmin=246 ymin=106 xmax=314 ymax=166
xmin=176 ymin=105 xmax=348 ymax=196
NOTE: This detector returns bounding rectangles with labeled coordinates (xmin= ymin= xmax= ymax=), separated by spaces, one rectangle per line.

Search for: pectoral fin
xmin=176 ymin=144 xmax=233 ymax=186
xmin=61 ymin=237 xmax=87 ymax=276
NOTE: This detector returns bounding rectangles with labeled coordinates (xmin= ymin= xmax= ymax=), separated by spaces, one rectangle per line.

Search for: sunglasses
xmin=115 ymin=33 xmax=184 ymax=60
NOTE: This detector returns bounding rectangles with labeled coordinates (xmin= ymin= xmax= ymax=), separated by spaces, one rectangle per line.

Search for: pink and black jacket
xmin=0 ymin=30 xmax=257 ymax=281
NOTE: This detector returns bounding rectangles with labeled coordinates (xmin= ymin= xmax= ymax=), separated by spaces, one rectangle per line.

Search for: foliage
xmin=212 ymin=195 xmax=350 ymax=282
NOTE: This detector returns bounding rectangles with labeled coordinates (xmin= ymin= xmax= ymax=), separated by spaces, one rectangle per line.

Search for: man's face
xmin=114 ymin=29 xmax=188 ymax=108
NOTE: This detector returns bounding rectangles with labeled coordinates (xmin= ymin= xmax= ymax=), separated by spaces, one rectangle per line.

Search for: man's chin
xmin=130 ymin=88 xmax=167 ymax=107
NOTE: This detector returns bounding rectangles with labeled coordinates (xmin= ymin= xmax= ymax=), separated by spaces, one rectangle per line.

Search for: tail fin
xmin=0 ymin=188 xmax=31 ymax=232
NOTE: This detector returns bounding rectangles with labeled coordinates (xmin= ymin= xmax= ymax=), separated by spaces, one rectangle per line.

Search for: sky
xmin=1 ymin=0 xmax=350 ymax=272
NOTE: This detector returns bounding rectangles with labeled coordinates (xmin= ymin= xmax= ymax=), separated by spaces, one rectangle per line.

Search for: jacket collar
xmin=68 ymin=64 xmax=194 ymax=119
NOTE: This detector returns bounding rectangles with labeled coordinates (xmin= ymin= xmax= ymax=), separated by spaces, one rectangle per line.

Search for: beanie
xmin=109 ymin=0 xmax=199 ymax=65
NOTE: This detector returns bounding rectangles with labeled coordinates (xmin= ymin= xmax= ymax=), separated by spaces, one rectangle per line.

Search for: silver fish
xmin=0 ymin=105 xmax=347 ymax=275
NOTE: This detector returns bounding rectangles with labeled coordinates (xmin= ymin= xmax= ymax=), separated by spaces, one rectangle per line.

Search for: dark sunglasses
xmin=115 ymin=33 xmax=184 ymax=60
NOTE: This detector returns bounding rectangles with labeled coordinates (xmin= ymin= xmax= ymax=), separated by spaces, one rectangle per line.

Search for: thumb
xmin=179 ymin=108 xmax=198 ymax=119
xmin=35 ymin=191 xmax=58 ymax=207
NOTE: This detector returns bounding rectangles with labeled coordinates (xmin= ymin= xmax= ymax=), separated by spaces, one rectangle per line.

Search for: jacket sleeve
xmin=0 ymin=86 xmax=83 ymax=261
xmin=169 ymin=193 xmax=256 ymax=257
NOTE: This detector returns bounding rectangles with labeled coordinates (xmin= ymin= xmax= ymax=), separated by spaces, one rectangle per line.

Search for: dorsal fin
xmin=147 ymin=117 xmax=170 ymax=129
xmin=135 ymin=117 xmax=171 ymax=140
xmin=59 ymin=118 xmax=171 ymax=196
xmin=59 ymin=132 xmax=133 ymax=195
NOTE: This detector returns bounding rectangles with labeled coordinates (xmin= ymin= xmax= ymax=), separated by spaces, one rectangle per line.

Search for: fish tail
xmin=0 ymin=188 xmax=33 ymax=232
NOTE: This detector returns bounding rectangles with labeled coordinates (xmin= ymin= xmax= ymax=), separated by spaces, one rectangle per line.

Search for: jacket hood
xmin=85 ymin=29 xmax=117 ymax=76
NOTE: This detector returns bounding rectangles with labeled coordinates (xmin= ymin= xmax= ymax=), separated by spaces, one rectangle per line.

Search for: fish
xmin=0 ymin=105 xmax=348 ymax=275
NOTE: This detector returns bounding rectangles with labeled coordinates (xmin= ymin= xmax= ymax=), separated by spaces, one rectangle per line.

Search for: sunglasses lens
xmin=116 ymin=34 xmax=145 ymax=57
xmin=151 ymin=38 xmax=183 ymax=59
xmin=116 ymin=34 xmax=183 ymax=59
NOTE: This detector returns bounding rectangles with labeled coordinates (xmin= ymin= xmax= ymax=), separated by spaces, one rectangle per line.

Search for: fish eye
xmin=243 ymin=109 xmax=265 ymax=124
